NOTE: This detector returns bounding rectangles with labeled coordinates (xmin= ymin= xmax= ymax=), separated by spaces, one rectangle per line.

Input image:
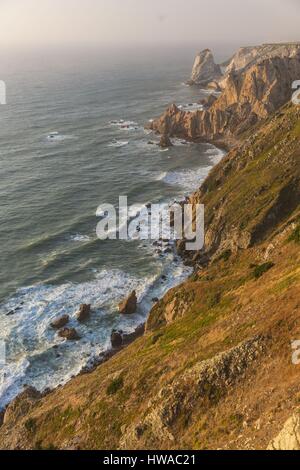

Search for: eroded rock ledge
xmin=150 ymin=43 xmax=300 ymax=143
xmin=120 ymin=335 xmax=266 ymax=449
xmin=268 ymin=410 xmax=300 ymax=450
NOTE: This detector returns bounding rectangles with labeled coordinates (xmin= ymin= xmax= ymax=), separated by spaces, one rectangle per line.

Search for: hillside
xmin=0 ymin=102 xmax=299 ymax=450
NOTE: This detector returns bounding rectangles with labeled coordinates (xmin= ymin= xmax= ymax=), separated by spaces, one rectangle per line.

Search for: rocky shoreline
xmin=1 ymin=42 xmax=300 ymax=450
xmin=0 ymin=138 xmax=227 ymax=422
xmin=149 ymin=42 xmax=300 ymax=143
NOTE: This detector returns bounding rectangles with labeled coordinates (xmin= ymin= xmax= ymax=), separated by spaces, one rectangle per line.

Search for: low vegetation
xmin=0 ymin=104 xmax=299 ymax=451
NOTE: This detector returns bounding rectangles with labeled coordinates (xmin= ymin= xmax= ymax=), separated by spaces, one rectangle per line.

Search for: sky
xmin=0 ymin=0 xmax=299 ymax=50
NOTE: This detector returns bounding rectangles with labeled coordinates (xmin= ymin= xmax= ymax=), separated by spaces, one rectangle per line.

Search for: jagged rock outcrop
xmin=151 ymin=43 xmax=300 ymax=142
xmin=0 ymin=102 xmax=299 ymax=451
xmin=111 ymin=330 xmax=123 ymax=348
xmin=58 ymin=328 xmax=80 ymax=341
xmin=118 ymin=291 xmax=137 ymax=315
xmin=3 ymin=387 xmax=41 ymax=426
xmin=177 ymin=104 xmax=300 ymax=263
xmin=120 ymin=336 xmax=266 ymax=449
xmin=50 ymin=315 xmax=69 ymax=329
xmin=159 ymin=134 xmax=173 ymax=148
xmin=76 ymin=304 xmax=91 ymax=322
xmin=268 ymin=410 xmax=300 ymax=450
xmin=225 ymin=43 xmax=300 ymax=75
xmin=189 ymin=49 xmax=222 ymax=85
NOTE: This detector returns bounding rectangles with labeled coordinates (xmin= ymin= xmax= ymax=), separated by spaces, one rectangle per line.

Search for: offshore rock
xmin=118 ymin=291 xmax=137 ymax=315
xmin=190 ymin=49 xmax=222 ymax=85
xmin=76 ymin=304 xmax=91 ymax=322
xmin=50 ymin=315 xmax=69 ymax=329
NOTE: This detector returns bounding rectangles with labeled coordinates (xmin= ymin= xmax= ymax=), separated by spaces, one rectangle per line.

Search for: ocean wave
xmin=155 ymin=171 xmax=168 ymax=181
xmin=171 ymin=137 xmax=190 ymax=146
xmin=162 ymin=165 xmax=212 ymax=191
xmin=0 ymin=269 xmax=150 ymax=409
xmin=108 ymin=120 xmax=141 ymax=131
xmin=161 ymin=146 xmax=224 ymax=191
xmin=107 ymin=140 xmax=129 ymax=148
xmin=0 ymin=255 xmax=192 ymax=409
xmin=69 ymin=234 xmax=91 ymax=242
xmin=205 ymin=146 xmax=225 ymax=164
xmin=45 ymin=133 xmax=75 ymax=142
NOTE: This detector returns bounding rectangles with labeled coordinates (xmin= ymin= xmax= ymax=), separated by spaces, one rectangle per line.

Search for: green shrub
xmin=217 ymin=249 xmax=232 ymax=262
xmin=252 ymin=262 xmax=274 ymax=279
xmin=106 ymin=376 xmax=124 ymax=396
xmin=206 ymin=292 xmax=222 ymax=308
xmin=288 ymin=225 xmax=300 ymax=244
xmin=25 ymin=418 xmax=37 ymax=433
xmin=151 ymin=333 xmax=163 ymax=345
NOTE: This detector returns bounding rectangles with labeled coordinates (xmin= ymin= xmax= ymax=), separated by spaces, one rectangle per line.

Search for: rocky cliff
xmin=225 ymin=43 xmax=300 ymax=75
xmin=0 ymin=100 xmax=299 ymax=451
xmin=151 ymin=43 xmax=300 ymax=143
xmin=189 ymin=49 xmax=222 ymax=85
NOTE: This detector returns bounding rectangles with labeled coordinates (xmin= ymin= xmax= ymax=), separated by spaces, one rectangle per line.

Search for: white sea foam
xmin=128 ymin=203 xmax=147 ymax=218
xmin=108 ymin=120 xmax=140 ymax=131
xmin=46 ymin=133 xmax=74 ymax=142
xmin=171 ymin=137 xmax=190 ymax=146
xmin=205 ymin=146 xmax=225 ymax=164
xmin=1 ymin=126 xmax=224 ymax=411
xmin=162 ymin=166 xmax=210 ymax=190
xmin=0 ymin=269 xmax=151 ymax=408
xmin=0 ymin=255 xmax=192 ymax=409
xmin=108 ymin=140 xmax=129 ymax=148
xmin=162 ymin=146 xmax=224 ymax=191
xmin=69 ymin=234 xmax=91 ymax=242
xmin=178 ymin=103 xmax=203 ymax=112
xmin=155 ymin=171 xmax=168 ymax=181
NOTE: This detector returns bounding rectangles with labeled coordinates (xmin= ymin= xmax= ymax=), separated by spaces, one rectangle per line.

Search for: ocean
xmin=0 ymin=47 xmax=224 ymax=408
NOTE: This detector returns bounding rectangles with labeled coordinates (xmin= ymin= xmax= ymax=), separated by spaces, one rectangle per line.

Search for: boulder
xmin=118 ymin=291 xmax=137 ymax=315
xmin=50 ymin=314 xmax=69 ymax=329
xmin=159 ymin=134 xmax=173 ymax=148
xmin=58 ymin=328 xmax=80 ymax=341
xmin=111 ymin=330 xmax=123 ymax=348
xmin=76 ymin=304 xmax=91 ymax=322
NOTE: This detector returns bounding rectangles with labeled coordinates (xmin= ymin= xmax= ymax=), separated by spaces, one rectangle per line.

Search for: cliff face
xmin=189 ymin=49 xmax=222 ymax=85
xmin=151 ymin=43 xmax=300 ymax=142
xmin=177 ymin=103 xmax=300 ymax=265
xmin=225 ymin=43 xmax=300 ymax=75
xmin=0 ymin=103 xmax=299 ymax=451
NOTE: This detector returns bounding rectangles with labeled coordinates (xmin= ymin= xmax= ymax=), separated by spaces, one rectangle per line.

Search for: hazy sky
xmin=0 ymin=0 xmax=299 ymax=49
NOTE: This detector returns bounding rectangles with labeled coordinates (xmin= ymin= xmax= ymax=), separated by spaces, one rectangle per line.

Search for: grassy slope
xmin=0 ymin=105 xmax=299 ymax=450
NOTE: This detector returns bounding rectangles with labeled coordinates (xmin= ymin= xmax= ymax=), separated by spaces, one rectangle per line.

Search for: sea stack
xmin=189 ymin=49 xmax=222 ymax=85
xmin=159 ymin=134 xmax=173 ymax=148
xmin=118 ymin=291 xmax=137 ymax=315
